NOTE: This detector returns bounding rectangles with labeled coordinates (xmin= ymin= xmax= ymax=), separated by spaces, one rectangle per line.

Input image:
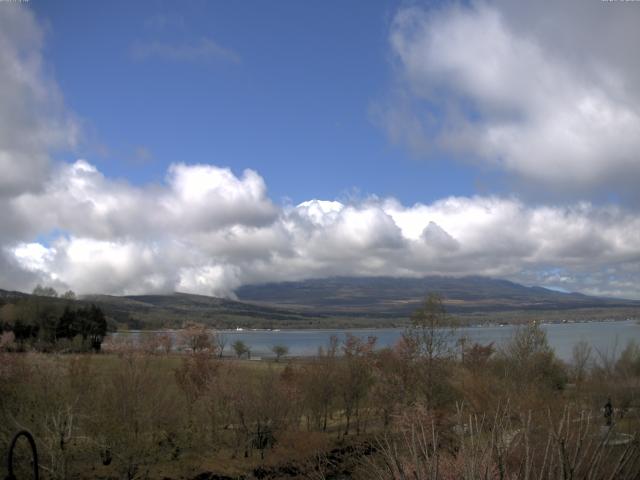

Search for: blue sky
xmin=2 ymin=0 xmax=640 ymax=299
xmin=33 ymin=0 xmax=481 ymax=205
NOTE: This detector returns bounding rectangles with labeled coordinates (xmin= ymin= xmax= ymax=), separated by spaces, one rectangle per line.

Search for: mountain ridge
xmin=235 ymin=275 xmax=639 ymax=315
xmin=2 ymin=275 xmax=639 ymax=329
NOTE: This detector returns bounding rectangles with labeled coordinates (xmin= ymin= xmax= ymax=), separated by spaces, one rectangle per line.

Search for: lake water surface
xmin=114 ymin=320 xmax=640 ymax=362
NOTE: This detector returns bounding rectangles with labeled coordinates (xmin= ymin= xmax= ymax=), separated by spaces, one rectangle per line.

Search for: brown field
xmin=2 ymin=318 xmax=640 ymax=479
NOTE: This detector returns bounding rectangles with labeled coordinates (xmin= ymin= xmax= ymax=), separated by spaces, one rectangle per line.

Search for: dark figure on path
xmin=604 ymin=398 xmax=613 ymax=426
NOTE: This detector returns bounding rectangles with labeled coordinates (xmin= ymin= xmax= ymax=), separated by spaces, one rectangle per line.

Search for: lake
xmin=112 ymin=319 xmax=640 ymax=362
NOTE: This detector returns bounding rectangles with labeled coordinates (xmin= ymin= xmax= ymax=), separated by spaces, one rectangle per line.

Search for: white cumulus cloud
xmin=383 ymin=1 xmax=640 ymax=193
xmin=0 ymin=4 xmax=78 ymax=197
xmin=4 ymin=160 xmax=640 ymax=299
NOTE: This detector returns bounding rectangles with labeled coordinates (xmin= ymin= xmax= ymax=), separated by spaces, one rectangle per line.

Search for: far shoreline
xmin=111 ymin=316 xmax=640 ymax=335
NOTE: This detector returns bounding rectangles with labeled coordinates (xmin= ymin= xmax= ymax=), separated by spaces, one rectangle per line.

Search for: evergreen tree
xmin=88 ymin=304 xmax=107 ymax=351
xmin=56 ymin=306 xmax=78 ymax=340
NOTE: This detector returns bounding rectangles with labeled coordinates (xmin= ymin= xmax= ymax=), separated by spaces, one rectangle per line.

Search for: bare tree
xmin=338 ymin=334 xmax=376 ymax=435
xmin=405 ymin=293 xmax=456 ymax=408
xmin=213 ymin=333 xmax=228 ymax=358
xmin=61 ymin=290 xmax=76 ymax=300
xmin=232 ymin=339 xmax=250 ymax=359
xmin=157 ymin=332 xmax=173 ymax=355
xmin=179 ymin=324 xmax=213 ymax=353
xmin=406 ymin=293 xmax=455 ymax=362
xmin=500 ymin=321 xmax=567 ymax=391
xmin=572 ymin=339 xmax=592 ymax=385
xmin=32 ymin=284 xmax=58 ymax=298
xmin=301 ymin=336 xmax=339 ymax=431
xmin=272 ymin=344 xmax=289 ymax=362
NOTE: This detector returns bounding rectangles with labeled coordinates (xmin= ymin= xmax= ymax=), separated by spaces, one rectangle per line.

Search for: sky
xmin=1 ymin=0 xmax=640 ymax=299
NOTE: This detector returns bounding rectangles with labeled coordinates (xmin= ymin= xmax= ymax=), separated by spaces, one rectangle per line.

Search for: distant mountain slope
xmin=0 ymin=289 xmax=30 ymax=300
xmin=81 ymin=292 xmax=329 ymax=329
xmin=236 ymin=276 xmax=640 ymax=315
xmin=0 ymin=288 xmax=329 ymax=330
xmin=3 ymin=275 xmax=639 ymax=330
